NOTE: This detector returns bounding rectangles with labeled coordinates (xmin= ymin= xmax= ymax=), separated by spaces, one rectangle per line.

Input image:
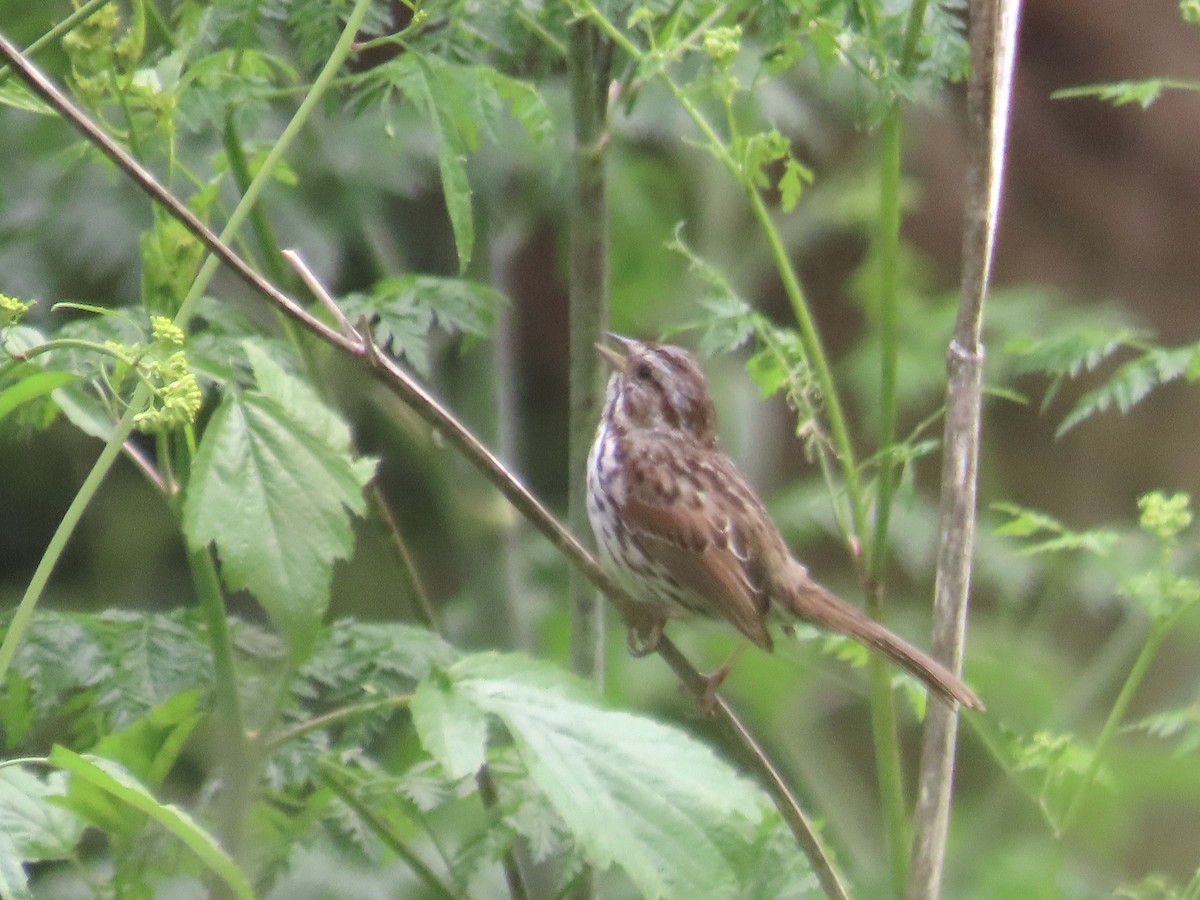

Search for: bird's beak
xmin=595 ymin=332 xmax=635 ymax=372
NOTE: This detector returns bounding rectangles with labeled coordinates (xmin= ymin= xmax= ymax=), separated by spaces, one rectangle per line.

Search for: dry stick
xmin=906 ymin=2 xmax=1022 ymax=898
xmin=0 ymin=37 xmax=848 ymax=900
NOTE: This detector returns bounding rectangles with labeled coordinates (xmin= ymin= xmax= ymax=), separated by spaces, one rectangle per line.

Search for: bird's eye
xmin=634 ymin=362 xmax=653 ymax=381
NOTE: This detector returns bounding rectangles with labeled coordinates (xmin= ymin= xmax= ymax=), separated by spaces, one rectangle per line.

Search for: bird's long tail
xmin=785 ymin=568 xmax=984 ymax=711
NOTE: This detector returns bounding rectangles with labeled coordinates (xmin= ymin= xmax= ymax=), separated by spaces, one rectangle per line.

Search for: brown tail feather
xmin=786 ymin=574 xmax=984 ymax=711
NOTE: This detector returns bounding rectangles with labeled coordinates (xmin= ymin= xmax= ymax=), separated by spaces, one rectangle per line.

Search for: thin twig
xmin=265 ymin=694 xmax=411 ymax=752
xmin=284 ymin=249 xmax=357 ymax=338
xmin=907 ymin=2 xmax=1022 ymax=897
xmin=367 ymin=486 xmax=442 ymax=630
xmin=0 ymin=36 xmax=847 ymax=899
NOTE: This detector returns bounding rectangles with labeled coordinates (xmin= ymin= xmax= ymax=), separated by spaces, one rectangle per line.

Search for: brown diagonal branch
xmin=0 ymin=34 xmax=848 ymax=900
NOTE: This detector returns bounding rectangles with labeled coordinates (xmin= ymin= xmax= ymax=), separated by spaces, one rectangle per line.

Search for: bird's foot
xmin=695 ymin=644 xmax=748 ymax=716
xmin=625 ymin=607 xmax=667 ymax=657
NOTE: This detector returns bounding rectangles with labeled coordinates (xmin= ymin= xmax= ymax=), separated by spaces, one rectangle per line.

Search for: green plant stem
xmin=743 ymin=186 xmax=868 ymax=544
xmin=566 ymin=20 xmax=611 ymax=900
xmin=477 ymin=764 xmax=531 ymax=900
xmin=265 ymin=694 xmax=413 ymax=751
xmin=4 ymin=336 xmax=136 ymax=369
xmin=0 ymin=757 xmax=50 ymax=770
xmin=1058 ymin=615 xmax=1175 ymax=835
xmin=220 ymin=113 xmax=288 ymax=287
xmin=866 ymin=107 xmax=909 ymax=892
xmin=868 ymin=660 xmax=908 ymax=890
xmin=187 ymin=544 xmax=249 ymax=852
xmin=899 ymin=0 xmax=931 ymax=74
xmin=368 ymin=486 xmax=442 ymax=630
xmin=320 ymin=765 xmax=459 ymax=900
xmin=566 ymin=15 xmax=611 ymax=691
xmin=0 ymin=405 xmax=137 ymax=685
xmin=514 ymin=6 xmax=567 ymax=57
xmin=868 ymin=110 xmax=902 ymax=593
xmin=176 ymin=0 xmax=372 ymax=328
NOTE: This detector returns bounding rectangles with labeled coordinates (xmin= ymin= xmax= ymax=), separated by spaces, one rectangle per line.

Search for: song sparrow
xmin=586 ymin=335 xmax=983 ymax=711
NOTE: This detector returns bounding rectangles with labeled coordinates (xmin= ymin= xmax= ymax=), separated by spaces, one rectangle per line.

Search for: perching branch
xmin=0 ymin=35 xmax=848 ymax=900
xmin=907 ymin=2 xmax=1022 ymax=898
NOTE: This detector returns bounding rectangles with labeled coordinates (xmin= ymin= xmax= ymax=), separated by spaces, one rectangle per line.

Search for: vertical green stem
xmin=1058 ymin=619 xmax=1170 ymax=835
xmin=900 ymin=0 xmax=932 ymax=73
xmin=566 ymin=20 xmax=611 ymax=687
xmin=869 ymin=111 xmax=903 ymax=595
xmin=176 ymin=0 xmax=372 ymax=329
xmin=867 ymin=108 xmax=909 ymax=893
xmin=220 ymin=113 xmax=288 ymax=286
xmin=745 ymin=188 xmax=868 ymax=546
xmin=0 ymin=409 xmax=138 ymax=684
xmin=567 ymin=18 xmax=611 ymax=900
xmin=187 ymin=544 xmax=249 ymax=855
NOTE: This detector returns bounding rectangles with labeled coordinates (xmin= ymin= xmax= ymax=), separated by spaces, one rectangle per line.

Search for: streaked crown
xmin=599 ymin=337 xmax=717 ymax=441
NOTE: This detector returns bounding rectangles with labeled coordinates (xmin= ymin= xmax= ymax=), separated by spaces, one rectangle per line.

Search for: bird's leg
xmin=696 ymin=643 xmax=748 ymax=715
xmin=624 ymin=605 xmax=668 ymax=657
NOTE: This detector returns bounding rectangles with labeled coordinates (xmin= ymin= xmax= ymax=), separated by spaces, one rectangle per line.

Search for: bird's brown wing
xmin=619 ymin=440 xmax=774 ymax=650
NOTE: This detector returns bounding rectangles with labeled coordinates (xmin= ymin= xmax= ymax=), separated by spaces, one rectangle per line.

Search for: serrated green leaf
xmin=0 ymin=768 xmax=84 ymax=862
xmin=488 ymin=71 xmax=554 ymax=144
xmin=728 ymin=813 xmax=818 ymax=899
xmin=992 ymin=502 xmax=1065 ymax=538
xmin=1132 ymin=706 xmax=1200 ymax=757
xmin=1054 ymin=79 xmax=1169 ymax=109
xmin=243 ymin=342 xmax=359 ymax=453
xmin=443 ymin=653 xmax=766 ymax=899
xmin=6 ymin=612 xmax=107 ymax=724
xmin=305 ymin=620 xmax=459 ymax=690
xmin=183 ymin=356 xmax=376 ymax=657
xmin=50 ymin=748 xmax=254 ymax=900
xmin=778 ymin=158 xmax=812 ymax=212
xmin=992 ymin=502 xmax=1119 ymax=556
xmin=1058 ymin=345 xmax=1199 ymax=436
xmin=413 ymin=57 xmax=474 ymax=273
xmin=412 ymin=670 xmax=489 ymax=780
xmin=93 ymin=611 xmax=212 ymax=730
xmin=0 ymin=81 xmax=53 ymax=116
xmin=1005 ymin=326 xmax=1144 ymax=379
xmin=340 ymin=275 xmax=507 ymax=377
